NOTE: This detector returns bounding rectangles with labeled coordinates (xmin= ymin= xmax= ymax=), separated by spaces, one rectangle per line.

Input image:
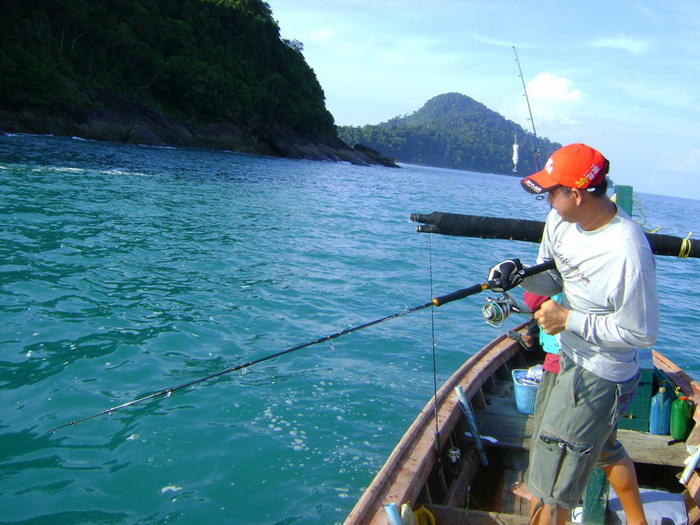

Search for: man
xmin=488 ymin=143 xmax=659 ymax=525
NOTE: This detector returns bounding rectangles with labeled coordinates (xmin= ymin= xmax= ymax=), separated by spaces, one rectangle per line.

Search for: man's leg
xmin=519 ymin=461 xmax=647 ymax=525
xmin=529 ymin=499 xmax=568 ymax=525
xmin=526 ymin=355 xmax=615 ymax=519
xmin=604 ymin=456 xmax=647 ymax=525
xmin=598 ymin=373 xmax=647 ymax=525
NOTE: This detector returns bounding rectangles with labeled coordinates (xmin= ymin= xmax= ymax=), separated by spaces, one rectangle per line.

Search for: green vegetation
xmin=1 ymin=4 xmax=560 ymax=168
xmin=338 ymin=93 xmax=561 ymax=175
xmin=0 ymin=0 xmax=335 ymax=136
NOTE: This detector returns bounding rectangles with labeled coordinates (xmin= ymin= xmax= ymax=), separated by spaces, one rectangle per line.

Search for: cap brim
xmin=520 ymin=170 xmax=561 ymax=194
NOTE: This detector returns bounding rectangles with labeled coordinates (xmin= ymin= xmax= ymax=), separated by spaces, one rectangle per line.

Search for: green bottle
xmin=670 ymin=387 xmax=691 ymax=441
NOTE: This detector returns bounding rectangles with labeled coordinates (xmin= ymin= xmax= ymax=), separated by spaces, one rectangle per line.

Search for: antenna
xmin=512 ymin=46 xmax=543 ymax=171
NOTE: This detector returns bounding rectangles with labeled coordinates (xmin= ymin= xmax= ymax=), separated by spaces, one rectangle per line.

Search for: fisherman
xmin=487 ymin=143 xmax=659 ymax=525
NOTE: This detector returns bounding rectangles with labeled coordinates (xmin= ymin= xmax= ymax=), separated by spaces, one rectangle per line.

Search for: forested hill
xmin=338 ymin=93 xmax=561 ymax=175
xmin=0 ymin=0 xmax=391 ymax=165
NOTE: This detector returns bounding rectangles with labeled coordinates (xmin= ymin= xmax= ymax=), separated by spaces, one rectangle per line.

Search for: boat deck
xmin=420 ymin=368 xmax=694 ymax=524
xmin=345 ymin=331 xmax=700 ymax=525
xmin=475 ymin=373 xmax=689 ymax=468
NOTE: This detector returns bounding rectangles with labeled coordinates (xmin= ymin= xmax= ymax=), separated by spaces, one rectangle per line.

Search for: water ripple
xmin=2 ymin=134 xmax=700 ymax=524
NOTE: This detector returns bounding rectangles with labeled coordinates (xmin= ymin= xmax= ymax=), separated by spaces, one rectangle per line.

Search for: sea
xmin=2 ymin=134 xmax=700 ymax=524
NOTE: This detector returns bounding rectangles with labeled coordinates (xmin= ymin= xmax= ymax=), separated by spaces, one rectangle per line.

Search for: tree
xmin=0 ymin=0 xmax=336 ymax=137
xmin=338 ymin=93 xmax=560 ymax=176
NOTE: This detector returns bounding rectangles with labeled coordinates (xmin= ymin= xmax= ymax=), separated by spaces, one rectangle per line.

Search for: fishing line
xmin=48 ymin=260 xmax=555 ymax=433
xmin=428 ymin=234 xmax=440 ymax=436
xmin=428 ymin=234 xmax=447 ymax=492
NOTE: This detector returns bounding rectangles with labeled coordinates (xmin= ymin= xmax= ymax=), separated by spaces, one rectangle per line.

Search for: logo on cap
xmin=544 ymin=158 xmax=554 ymax=174
xmin=519 ymin=143 xmax=608 ymax=194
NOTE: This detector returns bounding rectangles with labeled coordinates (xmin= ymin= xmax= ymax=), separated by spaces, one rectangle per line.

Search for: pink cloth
xmin=524 ymin=291 xmax=561 ymax=373
xmin=523 ymin=291 xmax=548 ymax=312
xmin=543 ymin=353 xmax=561 ymax=374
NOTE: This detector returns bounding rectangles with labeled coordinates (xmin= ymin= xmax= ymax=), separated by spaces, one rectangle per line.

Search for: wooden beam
xmin=499 ymin=470 xmax=529 ymax=516
xmin=424 ymin=503 xmax=583 ymax=524
xmin=442 ymin=449 xmax=480 ymax=508
xmin=425 ymin=504 xmax=531 ymax=525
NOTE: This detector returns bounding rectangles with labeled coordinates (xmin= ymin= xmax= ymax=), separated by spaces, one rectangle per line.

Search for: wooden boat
xmin=345 ymin=322 xmax=700 ymax=524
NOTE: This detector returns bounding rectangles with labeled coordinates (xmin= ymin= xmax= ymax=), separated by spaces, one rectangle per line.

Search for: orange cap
xmin=521 ymin=143 xmax=609 ymax=194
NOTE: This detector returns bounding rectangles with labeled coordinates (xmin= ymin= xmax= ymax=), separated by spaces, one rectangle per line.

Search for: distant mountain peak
xmin=386 ymin=92 xmax=498 ymax=129
xmin=338 ymin=92 xmax=560 ymax=175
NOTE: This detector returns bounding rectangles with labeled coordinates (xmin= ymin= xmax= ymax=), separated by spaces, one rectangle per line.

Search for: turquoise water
xmin=2 ymin=134 xmax=699 ymax=524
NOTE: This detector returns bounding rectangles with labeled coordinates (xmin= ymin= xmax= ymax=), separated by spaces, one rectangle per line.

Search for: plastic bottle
xmin=649 ymin=386 xmax=671 ymax=434
xmin=670 ymin=387 xmax=691 ymax=441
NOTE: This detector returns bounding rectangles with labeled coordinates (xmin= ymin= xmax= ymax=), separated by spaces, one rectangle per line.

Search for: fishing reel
xmin=482 ymin=292 xmax=530 ymax=327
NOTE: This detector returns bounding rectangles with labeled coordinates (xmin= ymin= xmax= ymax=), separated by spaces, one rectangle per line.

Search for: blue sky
xmin=268 ymin=0 xmax=700 ymax=200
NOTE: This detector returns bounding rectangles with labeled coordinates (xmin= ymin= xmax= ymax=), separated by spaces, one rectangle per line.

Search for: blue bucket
xmin=512 ymin=369 xmax=538 ymax=415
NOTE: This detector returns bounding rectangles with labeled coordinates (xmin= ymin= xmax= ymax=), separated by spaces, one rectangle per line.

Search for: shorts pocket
xmin=530 ymin=433 xmax=594 ymax=506
xmin=614 ymin=373 xmax=640 ymax=422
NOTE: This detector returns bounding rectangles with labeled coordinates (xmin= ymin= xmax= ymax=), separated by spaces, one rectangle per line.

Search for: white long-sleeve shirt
xmin=523 ymin=207 xmax=659 ymax=382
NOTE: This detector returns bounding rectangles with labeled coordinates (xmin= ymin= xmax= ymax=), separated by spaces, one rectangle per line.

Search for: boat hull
xmin=346 ymin=323 xmax=700 ymax=524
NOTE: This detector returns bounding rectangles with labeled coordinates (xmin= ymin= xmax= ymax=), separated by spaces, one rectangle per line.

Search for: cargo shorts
xmin=525 ymin=352 xmax=639 ymax=509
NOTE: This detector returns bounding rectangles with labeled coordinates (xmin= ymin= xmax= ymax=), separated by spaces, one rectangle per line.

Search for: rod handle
xmin=431 ymin=260 xmax=555 ymax=307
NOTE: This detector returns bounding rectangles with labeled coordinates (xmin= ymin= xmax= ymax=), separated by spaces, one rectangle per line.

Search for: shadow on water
xmin=0 ymin=323 xmax=174 ymax=390
xmin=6 ymin=510 xmax=130 ymax=525
xmin=0 ymin=428 xmax=65 ymax=472
xmin=2 ymin=134 xmax=700 ymax=524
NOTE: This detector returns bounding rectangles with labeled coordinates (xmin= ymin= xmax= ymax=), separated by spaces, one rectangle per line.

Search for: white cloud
xmin=661 ymin=147 xmax=700 ymax=173
xmin=472 ymin=33 xmax=516 ymax=48
xmin=309 ymin=28 xmax=335 ymax=42
xmin=528 ymin=73 xmax=583 ymax=103
xmin=629 ymin=1 xmax=659 ymax=22
xmin=520 ymin=73 xmax=585 ymax=127
xmin=590 ymin=36 xmax=651 ymax=54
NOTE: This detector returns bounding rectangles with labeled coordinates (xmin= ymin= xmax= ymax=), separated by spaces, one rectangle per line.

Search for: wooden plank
xmin=475 ymin=381 xmax=689 ymax=467
xmin=582 ymin=468 xmax=609 ymax=525
xmin=686 ymin=489 xmax=700 ymax=525
xmin=654 ymin=350 xmax=700 ymax=404
xmin=344 ymin=338 xmax=700 ymax=525
xmin=443 ymin=449 xmax=480 ymax=507
xmin=485 ymin=374 xmax=498 ymax=394
xmin=473 ymin=393 xmax=535 ymax=450
xmin=618 ymin=429 xmax=688 ymax=466
xmin=345 ymin=328 xmax=527 ymax=524
xmin=685 ymin=470 xmax=700 ymax=518
xmin=473 ymin=386 xmax=488 ymax=410
xmin=425 ymin=504 xmax=531 ymax=525
xmin=499 ymin=470 xmax=528 ymax=516
xmin=424 ymin=504 xmax=580 ymax=525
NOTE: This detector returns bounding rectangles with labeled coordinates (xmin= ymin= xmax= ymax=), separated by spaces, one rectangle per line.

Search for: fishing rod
xmin=513 ymin=46 xmax=544 ymax=171
xmin=48 ymin=261 xmax=555 ymax=433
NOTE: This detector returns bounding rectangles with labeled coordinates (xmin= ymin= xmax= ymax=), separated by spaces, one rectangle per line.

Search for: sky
xmin=267 ymin=0 xmax=700 ymax=200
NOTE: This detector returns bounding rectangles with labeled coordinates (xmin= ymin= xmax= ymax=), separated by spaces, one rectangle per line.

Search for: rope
xmin=679 ymin=232 xmax=693 ymax=258
xmin=632 ymin=194 xmax=648 ymax=230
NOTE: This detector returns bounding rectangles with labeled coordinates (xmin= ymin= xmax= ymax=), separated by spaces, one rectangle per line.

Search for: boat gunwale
xmin=346 ymin=331 xmax=700 ymax=524
xmin=344 ymin=324 xmax=526 ymax=523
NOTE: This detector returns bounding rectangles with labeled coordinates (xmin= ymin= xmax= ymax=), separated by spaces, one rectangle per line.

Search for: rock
xmin=352 ymin=143 xmax=399 ymax=168
xmin=0 ymin=90 xmax=399 ymax=169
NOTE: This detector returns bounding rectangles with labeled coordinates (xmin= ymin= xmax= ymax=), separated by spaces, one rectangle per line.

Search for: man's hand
xmin=534 ymin=299 xmax=570 ymax=335
xmin=487 ymin=259 xmax=525 ymax=292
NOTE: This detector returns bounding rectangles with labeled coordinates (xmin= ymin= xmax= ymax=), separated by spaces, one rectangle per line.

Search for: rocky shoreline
xmin=0 ymin=91 xmax=398 ymax=168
